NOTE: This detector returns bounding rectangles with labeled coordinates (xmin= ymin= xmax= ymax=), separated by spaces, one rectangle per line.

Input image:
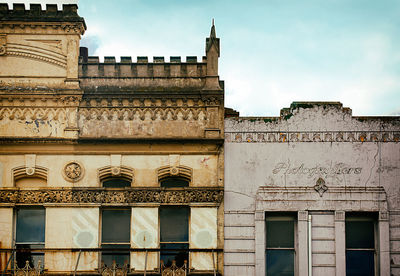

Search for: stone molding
xmin=98 ymin=165 xmax=134 ymax=183
xmin=157 ymin=165 xmax=192 ymax=181
xmin=226 ymin=131 xmax=400 ymax=143
xmin=12 ymin=165 xmax=48 ymax=181
xmin=0 ymin=187 xmax=224 ymax=205
xmin=256 ymin=186 xmax=387 ymax=212
xmin=0 ymin=23 xmax=85 ymax=35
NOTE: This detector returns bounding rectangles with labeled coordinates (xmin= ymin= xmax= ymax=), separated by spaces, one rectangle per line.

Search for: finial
xmin=210 ymin=19 xmax=216 ymax=38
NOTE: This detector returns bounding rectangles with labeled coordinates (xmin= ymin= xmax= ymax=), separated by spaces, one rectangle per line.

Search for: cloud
xmin=80 ymin=35 xmax=101 ymax=56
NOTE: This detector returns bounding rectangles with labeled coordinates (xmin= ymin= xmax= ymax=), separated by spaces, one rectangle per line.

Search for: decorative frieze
xmin=0 ymin=187 xmax=224 ymax=205
xmin=225 ymin=131 xmax=400 ymax=143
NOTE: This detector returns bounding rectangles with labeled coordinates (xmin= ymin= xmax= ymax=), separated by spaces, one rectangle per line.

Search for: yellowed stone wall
xmin=0 ymin=4 xmax=224 ymax=274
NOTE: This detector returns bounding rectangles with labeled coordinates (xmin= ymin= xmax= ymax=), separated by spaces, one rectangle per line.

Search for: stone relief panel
xmin=62 ymin=161 xmax=84 ymax=182
xmin=225 ymin=131 xmax=400 ymax=143
xmin=0 ymin=188 xmax=224 ymax=205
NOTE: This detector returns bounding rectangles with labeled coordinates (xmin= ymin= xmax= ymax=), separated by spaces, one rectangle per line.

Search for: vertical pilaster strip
xmin=335 ymin=211 xmax=345 ymax=276
xmin=298 ymin=211 xmax=308 ymax=276
xmin=255 ymin=211 xmax=265 ymax=276
xmin=379 ymin=211 xmax=390 ymax=276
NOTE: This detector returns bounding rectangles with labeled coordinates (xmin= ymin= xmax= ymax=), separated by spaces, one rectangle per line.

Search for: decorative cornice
xmin=78 ymin=107 xmax=206 ymax=121
xmin=0 ymin=187 xmax=224 ymax=205
xmin=0 ymin=106 xmax=66 ymax=120
xmin=225 ymin=131 xmax=400 ymax=143
xmin=0 ymin=22 xmax=85 ymax=35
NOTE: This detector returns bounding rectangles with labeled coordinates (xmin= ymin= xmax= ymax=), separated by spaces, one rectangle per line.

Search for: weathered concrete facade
xmin=0 ymin=4 xmax=224 ymax=275
xmin=224 ymin=102 xmax=400 ymax=275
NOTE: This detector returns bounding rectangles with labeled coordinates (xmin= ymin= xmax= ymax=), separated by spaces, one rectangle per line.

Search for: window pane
xmin=101 ymin=244 xmax=130 ymax=268
xmin=346 ymin=220 xmax=374 ymax=249
xmin=266 ymin=249 xmax=294 ymax=276
xmin=160 ymin=178 xmax=189 ymax=188
xmin=346 ymin=250 xmax=374 ymax=276
xmin=16 ymin=208 xmax=45 ymax=243
xmin=160 ymin=206 xmax=189 ymax=242
xmin=266 ymin=220 xmax=294 ymax=248
xmin=103 ymin=178 xmax=131 ymax=188
xmin=102 ymin=209 xmax=130 ymax=243
xmin=160 ymin=243 xmax=189 ymax=267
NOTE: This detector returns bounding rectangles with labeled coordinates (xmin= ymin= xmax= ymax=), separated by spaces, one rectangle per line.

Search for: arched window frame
xmin=157 ymin=165 xmax=192 ymax=187
xmin=98 ymin=166 xmax=134 ymax=188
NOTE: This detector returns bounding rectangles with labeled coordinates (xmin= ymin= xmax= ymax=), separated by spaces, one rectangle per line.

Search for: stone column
xmin=335 ymin=211 xmax=345 ymax=276
xmin=379 ymin=211 xmax=390 ymax=276
xmin=255 ymin=211 xmax=265 ymax=276
xmin=298 ymin=211 xmax=309 ymax=276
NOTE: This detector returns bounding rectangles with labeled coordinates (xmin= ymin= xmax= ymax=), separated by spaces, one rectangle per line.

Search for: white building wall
xmin=224 ymin=103 xmax=400 ymax=276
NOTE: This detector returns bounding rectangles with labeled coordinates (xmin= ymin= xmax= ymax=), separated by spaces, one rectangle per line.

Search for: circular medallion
xmin=63 ymin=161 xmax=84 ymax=182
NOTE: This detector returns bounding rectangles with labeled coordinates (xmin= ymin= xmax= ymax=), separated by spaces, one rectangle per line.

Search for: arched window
xmin=160 ymin=177 xmax=189 ymax=188
xmin=102 ymin=178 xmax=131 ymax=188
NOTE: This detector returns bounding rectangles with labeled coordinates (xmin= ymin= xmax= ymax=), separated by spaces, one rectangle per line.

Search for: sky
xmin=4 ymin=0 xmax=400 ymax=116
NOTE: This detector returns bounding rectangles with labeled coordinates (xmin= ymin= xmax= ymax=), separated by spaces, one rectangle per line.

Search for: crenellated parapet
xmin=79 ymin=56 xmax=207 ymax=80
xmin=0 ymin=3 xmax=86 ymax=34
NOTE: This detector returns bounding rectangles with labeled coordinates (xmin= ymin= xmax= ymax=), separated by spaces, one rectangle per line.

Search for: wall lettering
xmin=272 ymin=162 xmax=362 ymax=178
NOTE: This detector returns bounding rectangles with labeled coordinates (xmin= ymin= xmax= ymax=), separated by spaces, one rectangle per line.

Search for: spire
xmin=206 ymin=19 xmax=220 ymax=57
xmin=204 ymin=20 xmax=221 ymax=91
xmin=210 ymin=18 xmax=216 ymax=38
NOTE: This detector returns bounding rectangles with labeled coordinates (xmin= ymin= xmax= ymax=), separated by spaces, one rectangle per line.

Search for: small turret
xmin=204 ymin=20 xmax=221 ymax=91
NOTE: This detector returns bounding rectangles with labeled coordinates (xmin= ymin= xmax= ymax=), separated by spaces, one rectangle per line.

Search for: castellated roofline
xmin=79 ymin=55 xmax=210 ymax=79
xmin=0 ymin=3 xmax=86 ymax=31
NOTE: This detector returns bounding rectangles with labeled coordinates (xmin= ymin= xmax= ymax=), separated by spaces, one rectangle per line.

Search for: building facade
xmin=0 ymin=4 xmax=224 ymax=275
xmin=224 ymin=103 xmax=400 ymax=275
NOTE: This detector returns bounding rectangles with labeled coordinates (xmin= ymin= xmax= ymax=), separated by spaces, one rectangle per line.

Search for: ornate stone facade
xmin=0 ymin=4 xmax=224 ymax=275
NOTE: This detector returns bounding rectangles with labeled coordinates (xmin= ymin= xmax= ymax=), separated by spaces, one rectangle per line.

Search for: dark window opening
xmin=160 ymin=177 xmax=189 ymax=188
xmin=160 ymin=206 xmax=189 ymax=267
xmin=102 ymin=178 xmax=131 ymax=188
xmin=346 ymin=213 xmax=376 ymax=276
xmin=265 ymin=214 xmax=296 ymax=276
xmin=15 ymin=208 xmax=45 ymax=268
xmin=101 ymin=209 xmax=131 ymax=267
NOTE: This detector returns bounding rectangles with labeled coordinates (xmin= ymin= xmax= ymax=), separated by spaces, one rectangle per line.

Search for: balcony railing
xmin=1 ymin=247 xmax=222 ymax=276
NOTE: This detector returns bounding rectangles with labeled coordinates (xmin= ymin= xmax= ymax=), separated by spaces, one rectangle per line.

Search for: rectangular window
xmin=160 ymin=206 xmax=189 ymax=267
xmin=265 ymin=214 xmax=296 ymax=276
xmin=101 ymin=209 xmax=131 ymax=267
xmin=15 ymin=207 xmax=45 ymax=268
xmin=346 ymin=213 xmax=377 ymax=276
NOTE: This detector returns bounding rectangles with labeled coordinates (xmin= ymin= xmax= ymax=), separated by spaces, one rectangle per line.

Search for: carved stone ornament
xmin=63 ymin=161 xmax=84 ymax=182
xmin=226 ymin=131 xmax=400 ymax=143
xmin=0 ymin=187 xmax=223 ymax=205
xmin=0 ymin=35 xmax=6 ymax=56
xmin=314 ymin=177 xmax=328 ymax=197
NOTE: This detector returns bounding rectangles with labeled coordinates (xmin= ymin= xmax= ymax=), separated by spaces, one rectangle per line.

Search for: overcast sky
xmin=4 ymin=0 xmax=400 ymax=116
